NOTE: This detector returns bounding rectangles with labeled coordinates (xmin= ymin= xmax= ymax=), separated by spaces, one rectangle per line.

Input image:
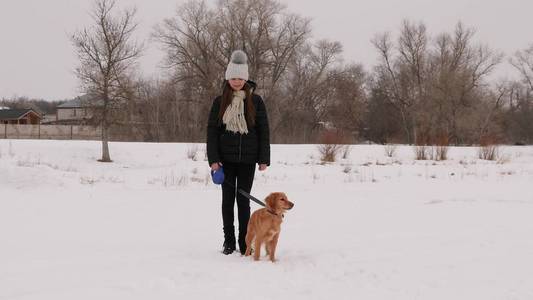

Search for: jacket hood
xmin=246 ymin=80 xmax=257 ymax=92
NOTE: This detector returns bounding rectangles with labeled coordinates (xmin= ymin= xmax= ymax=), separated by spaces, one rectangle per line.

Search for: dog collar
xmin=267 ymin=209 xmax=284 ymax=218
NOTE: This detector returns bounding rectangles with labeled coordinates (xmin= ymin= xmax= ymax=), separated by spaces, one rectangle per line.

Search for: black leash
xmin=223 ymin=181 xmax=265 ymax=207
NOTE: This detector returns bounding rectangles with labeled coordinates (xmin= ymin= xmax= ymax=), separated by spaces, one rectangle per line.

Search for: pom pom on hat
xmin=230 ymin=50 xmax=247 ymax=64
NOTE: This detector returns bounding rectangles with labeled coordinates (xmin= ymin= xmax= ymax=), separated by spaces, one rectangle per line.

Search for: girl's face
xmin=228 ymin=78 xmax=246 ymax=91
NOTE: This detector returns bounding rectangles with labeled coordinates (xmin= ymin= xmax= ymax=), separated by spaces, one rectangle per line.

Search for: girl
xmin=207 ymin=50 xmax=270 ymax=255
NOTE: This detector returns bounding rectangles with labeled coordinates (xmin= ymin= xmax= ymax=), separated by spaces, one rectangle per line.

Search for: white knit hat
xmin=225 ymin=50 xmax=249 ymax=81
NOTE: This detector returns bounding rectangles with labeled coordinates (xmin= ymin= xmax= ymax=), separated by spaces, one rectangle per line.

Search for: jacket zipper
xmin=238 ymin=134 xmax=242 ymax=161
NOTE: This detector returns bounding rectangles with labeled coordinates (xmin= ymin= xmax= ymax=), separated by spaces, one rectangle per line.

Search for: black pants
xmin=221 ymin=162 xmax=255 ymax=247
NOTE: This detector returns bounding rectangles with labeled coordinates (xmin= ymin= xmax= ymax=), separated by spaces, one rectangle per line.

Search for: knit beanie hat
xmin=225 ymin=50 xmax=249 ymax=81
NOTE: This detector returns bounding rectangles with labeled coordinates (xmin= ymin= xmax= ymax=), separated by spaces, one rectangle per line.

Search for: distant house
xmin=0 ymin=109 xmax=41 ymax=124
xmin=56 ymin=95 xmax=94 ymax=124
xmin=41 ymin=114 xmax=57 ymax=124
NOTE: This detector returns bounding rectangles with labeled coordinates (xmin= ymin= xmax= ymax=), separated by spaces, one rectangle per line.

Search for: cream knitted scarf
xmin=222 ymin=90 xmax=248 ymax=134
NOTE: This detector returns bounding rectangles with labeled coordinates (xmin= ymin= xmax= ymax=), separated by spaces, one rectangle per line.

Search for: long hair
xmin=218 ymin=81 xmax=256 ymax=126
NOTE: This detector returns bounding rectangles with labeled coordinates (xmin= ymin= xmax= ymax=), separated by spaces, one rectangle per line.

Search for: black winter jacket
xmin=207 ymin=92 xmax=270 ymax=166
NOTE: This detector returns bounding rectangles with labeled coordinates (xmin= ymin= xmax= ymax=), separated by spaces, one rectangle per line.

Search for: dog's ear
xmin=265 ymin=193 xmax=278 ymax=210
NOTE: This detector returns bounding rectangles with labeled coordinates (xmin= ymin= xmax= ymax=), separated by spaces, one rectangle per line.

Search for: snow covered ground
xmin=1 ymin=139 xmax=532 ymax=300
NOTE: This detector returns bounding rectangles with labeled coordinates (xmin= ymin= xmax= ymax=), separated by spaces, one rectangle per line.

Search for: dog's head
xmin=265 ymin=192 xmax=294 ymax=214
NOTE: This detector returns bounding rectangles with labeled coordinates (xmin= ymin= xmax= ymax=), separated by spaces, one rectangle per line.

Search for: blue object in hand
xmin=211 ymin=166 xmax=225 ymax=185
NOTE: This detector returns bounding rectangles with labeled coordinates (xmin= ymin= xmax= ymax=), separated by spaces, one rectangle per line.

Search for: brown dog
xmin=244 ymin=192 xmax=294 ymax=262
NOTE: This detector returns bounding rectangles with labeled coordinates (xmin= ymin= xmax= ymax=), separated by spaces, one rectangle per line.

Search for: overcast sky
xmin=1 ymin=0 xmax=532 ymax=101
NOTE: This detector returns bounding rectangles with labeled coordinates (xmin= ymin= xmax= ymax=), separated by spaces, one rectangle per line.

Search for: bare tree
xmin=131 ymin=79 xmax=160 ymax=142
xmin=476 ymin=82 xmax=507 ymax=142
xmin=364 ymin=84 xmax=402 ymax=144
xmin=325 ymin=63 xmax=367 ymax=142
xmin=372 ymin=20 xmax=428 ymax=144
xmin=71 ymin=0 xmax=142 ymax=162
xmin=276 ymin=40 xmax=343 ymax=142
xmin=371 ymin=21 xmax=502 ymax=145
xmin=510 ymin=44 xmax=533 ymax=91
xmin=155 ymin=0 xmax=223 ymax=98
xmin=504 ymin=50 xmax=533 ymax=144
xmin=430 ymin=23 xmax=502 ymax=144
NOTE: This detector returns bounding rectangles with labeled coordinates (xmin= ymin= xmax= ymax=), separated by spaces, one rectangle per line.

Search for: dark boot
xmin=222 ymin=241 xmax=236 ymax=255
xmin=222 ymin=228 xmax=236 ymax=255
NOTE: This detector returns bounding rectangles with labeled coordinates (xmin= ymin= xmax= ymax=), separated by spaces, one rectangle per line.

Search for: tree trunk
xmin=99 ymin=105 xmax=112 ymax=162
xmin=100 ymin=118 xmax=112 ymax=162
xmin=400 ymin=108 xmax=412 ymax=144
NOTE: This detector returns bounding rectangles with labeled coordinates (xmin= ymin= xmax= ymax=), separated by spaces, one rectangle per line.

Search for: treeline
xmin=367 ymin=22 xmax=532 ymax=145
xmin=0 ymin=97 xmax=64 ymax=115
xmin=143 ymin=0 xmax=533 ymax=145
xmin=7 ymin=0 xmax=533 ymax=145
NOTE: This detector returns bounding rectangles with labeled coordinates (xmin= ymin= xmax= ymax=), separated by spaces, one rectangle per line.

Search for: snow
xmin=1 ymin=139 xmax=533 ymax=299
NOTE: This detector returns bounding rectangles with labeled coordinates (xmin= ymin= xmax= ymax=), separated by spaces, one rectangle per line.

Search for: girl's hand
xmin=211 ymin=162 xmax=221 ymax=171
xmin=258 ymin=164 xmax=267 ymax=171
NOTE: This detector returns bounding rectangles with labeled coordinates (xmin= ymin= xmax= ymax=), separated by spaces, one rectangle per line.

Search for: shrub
xmin=384 ymin=144 xmax=397 ymax=157
xmin=187 ymin=145 xmax=199 ymax=160
xmin=413 ymin=145 xmax=429 ymax=160
xmin=478 ymin=135 xmax=500 ymax=161
xmin=432 ymin=134 xmax=449 ymax=161
xmin=317 ymin=130 xmax=346 ymax=163
xmin=478 ymin=144 xmax=500 ymax=160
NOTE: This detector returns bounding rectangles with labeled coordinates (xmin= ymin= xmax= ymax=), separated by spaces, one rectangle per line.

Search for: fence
xmin=2 ymin=124 xmax=101 ymax=140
